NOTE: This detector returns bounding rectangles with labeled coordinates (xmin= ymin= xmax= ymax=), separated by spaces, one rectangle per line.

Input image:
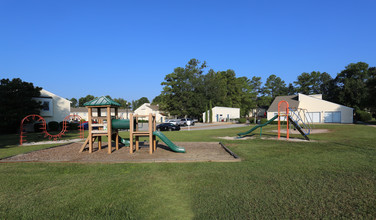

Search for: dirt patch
xmin=270 ymin=129 xmax=330 ymax=134
xmin=1 ymin=142 xmax=240 ymax=163
xmin=21 ymin=139 xmax=82 ymax=146
xmin=218 ymin=136 xmax=313 ymax=142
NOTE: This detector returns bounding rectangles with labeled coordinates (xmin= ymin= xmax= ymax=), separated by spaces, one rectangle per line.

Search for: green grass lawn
xmin=0 ymin=124 xmax=375 ymax=219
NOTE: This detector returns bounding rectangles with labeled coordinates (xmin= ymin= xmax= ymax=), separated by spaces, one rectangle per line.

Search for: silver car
xmin=179 ymin=118 xmax=195 ymax=126
xmin=166 ymin=119 xmax=181 ymax=126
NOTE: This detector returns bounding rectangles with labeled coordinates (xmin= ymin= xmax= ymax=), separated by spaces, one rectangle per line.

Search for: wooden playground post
xmin=88 ymin=107 xmax=93 ymax=153
xmin=129 ymin=113 xmax=134 ymax=153
xmin=107 ymin=106 xmax=112 ymax=154
xmin=129 ymin=113 xmax=156 ymax=154
xmin=97 ymin=107 xmax=102 ymax=150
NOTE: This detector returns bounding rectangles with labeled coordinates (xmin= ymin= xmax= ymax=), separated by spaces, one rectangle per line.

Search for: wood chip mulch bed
xmin=1 ymin=142 xmax=240 ymax=163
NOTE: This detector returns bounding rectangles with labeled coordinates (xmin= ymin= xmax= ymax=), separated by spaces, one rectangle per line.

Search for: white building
xmin=202 ymin=106 xmax=240 ymax=122
xmin=71 ymin=107 xmax=132 ymax=121
xmin=134 ymin=103 xmax=166 ymax=123
xmin=32 ymin=89 xmax=71 ymax=123
xmin=267 ymin=94 xmax=353 ymax=124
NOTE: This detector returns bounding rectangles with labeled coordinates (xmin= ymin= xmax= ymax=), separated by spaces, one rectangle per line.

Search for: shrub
xmin=355 ymin=109 xmax=372 ymax=122
xmin=260 ymin=118 xmax=268 ymax=124
xmin=270 ymin=120 xmax=279 ymax=125
xmin=248 ymin=117 xmax=256 ymax=124
xmin=33 ymin=122 xmax=44 ymax=132
xmin=238 ymin=118 xmax=247 ymax=123
xmin=68 ymin=122 xmax=80 ymax=130
xmin=59 ymin=121 xmax=67 ymax=129
xmin=48 ymin=121 xmax=59 ymax=131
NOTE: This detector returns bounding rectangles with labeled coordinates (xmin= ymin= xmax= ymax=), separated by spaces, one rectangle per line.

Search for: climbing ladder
xmin=288 ymin=107 xmax=311 ymax=140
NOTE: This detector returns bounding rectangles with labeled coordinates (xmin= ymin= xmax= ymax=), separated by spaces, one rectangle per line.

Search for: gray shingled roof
xmin=267 ymin=95 xmax=300 ymax=112
xmin=149 ymin=104 xmax=159 ymax=111
xmin=83 ymin=96 xmax=120 ymax=107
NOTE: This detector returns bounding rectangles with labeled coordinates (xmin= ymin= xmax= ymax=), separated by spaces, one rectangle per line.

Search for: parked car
xmin=166 ymin=119 xmax=181 ymax=125
xmin=179 ymin=118 xmax=195 ymax=126
xmin=156 ymin=123 xmax=181 ymax=131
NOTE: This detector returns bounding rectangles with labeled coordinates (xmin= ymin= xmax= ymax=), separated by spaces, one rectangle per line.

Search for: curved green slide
xmin=237 ymin=115 xmax=278 ymax=136
xmin=153 ymin=131 xmax=186 ymax=153
xmin=111 ymin=134 xmax=130 ymax=146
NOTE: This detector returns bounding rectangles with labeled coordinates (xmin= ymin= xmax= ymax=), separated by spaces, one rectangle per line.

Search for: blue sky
xmin=1 ymin=0 xmax=375 ymax=102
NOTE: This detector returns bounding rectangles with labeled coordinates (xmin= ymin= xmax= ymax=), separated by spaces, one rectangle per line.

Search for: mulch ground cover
xmin=1 ymin=142 xmax=239 ymax=163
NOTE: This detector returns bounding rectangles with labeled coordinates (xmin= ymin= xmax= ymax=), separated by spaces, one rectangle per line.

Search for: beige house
xmin=71 ymin=107 xmax=132 ymax=121
xmin=202 ymin=106 xmax=240 ymax=122
xmin=134 ymin=103 xmax=166 ymax=123
xmin=32 ymin=89 xmax=71 ymax=123
xmin=267 ymin=94 xmax=353 ymax=124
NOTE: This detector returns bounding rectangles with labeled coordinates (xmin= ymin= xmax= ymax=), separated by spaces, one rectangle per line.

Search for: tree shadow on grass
xmin=0 ymin=131 xmax=82 ymax=148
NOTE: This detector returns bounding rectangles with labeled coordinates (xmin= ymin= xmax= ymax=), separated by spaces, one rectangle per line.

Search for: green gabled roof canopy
xmin=84 ymin=96 xmax=120 ymax=107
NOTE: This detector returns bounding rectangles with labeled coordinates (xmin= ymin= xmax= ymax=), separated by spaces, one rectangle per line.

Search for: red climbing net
xmin=19 ymin=114 xmax=84 ymax=145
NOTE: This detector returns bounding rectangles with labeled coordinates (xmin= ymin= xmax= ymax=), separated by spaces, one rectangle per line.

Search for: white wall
xmin=298 ymin=94 xmax=353 ymax=124
xmin=134 ymin=103 xmax=165 ymax=122
xmin=34 ymin=89 xmax=71 ymax=123
xmin=71 ymin=109 xmax=131 ymax=121
xmin=267 ymin=94 xmax=353 ymax=124
xmin=203 ymin=106 xmax=240 ymax=122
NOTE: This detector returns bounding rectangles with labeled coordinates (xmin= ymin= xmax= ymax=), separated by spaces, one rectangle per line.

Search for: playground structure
xmin=19 ymin=114 xmax=84 ymax=145
xmin=79 ymin=97 xmax=123 ymax=154
xmin=80 ymin=96 xmax=185 ymax=154
xmin=129 ymin=113 xmax=157 ymax=154
xmin=237 ymin=100 xmax=311 ymax=140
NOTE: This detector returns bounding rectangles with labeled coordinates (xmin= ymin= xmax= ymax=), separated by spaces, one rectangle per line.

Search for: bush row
xmin=355 ymin=109 xmax=372 ymax=122
xmin=237 ymin=117 xmax=278 ymax=125
xmin=33 ymin=121 xmax=81 ymax=132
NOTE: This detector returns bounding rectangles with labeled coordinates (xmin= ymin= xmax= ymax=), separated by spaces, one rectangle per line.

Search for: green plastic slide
xmin=153 ymin=131 xmax=186 ymax=153
xmin=237 ymin=115 xmax=278 ymax=136
xmin=111 ymin=134 xmax=130 ymax=146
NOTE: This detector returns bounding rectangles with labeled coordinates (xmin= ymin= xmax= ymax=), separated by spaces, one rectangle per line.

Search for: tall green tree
xmin=203 ymin=69 xmax=227 ymax=107
xmin=161 ymin=58 xmax=207 ymax=117
xmin=0 ymin=78 xmax=42 ymax=133
xmin=294 ymin=71 xmax=334 ymax=96
xmin=69 ymin=98 xmax=78 ymax=108
xmin=260 ymin=74 xmax=287 ymax=106
xmin=113 ymin=98 xmax=131 ymax=109
xmin=287 ymin=83 xmax=296 ymax=95
xmin=335 ymin=62 xmax=370 ymax=109
xmin=205 ymin=105 xmax=208 ymax=123
xmin=294 ymin=72 xmax=312 ymax=94
xmin=366 ymin=67 xmax=376 ymax=115
xmin=237 ymin=76 xmax=258 ymax=117
xmin=132 ymin=97 xmax=150 ymax=111
xmin=209 ymin=100 xmax=213 ymax=123
xmin=79 ymin=95 xmax=95 ymax=107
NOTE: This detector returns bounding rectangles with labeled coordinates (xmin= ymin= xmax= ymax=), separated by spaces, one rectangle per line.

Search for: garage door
xmin=324 ymin=111 xmax=341 ymax=123
xmin=305 ymin=112 xmax=321 ymax=123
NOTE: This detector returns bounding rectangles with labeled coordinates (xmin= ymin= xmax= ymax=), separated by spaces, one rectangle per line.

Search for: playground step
xmin=91 ymin=116 xmax=108 ymax=120
xmin=132 ymin=131 xmax=151 ymax=135
xmin=91 ymin=124 xmax=106 ymax=127
xmin=91 ymin=130 xmax=108 ymax=134
xmin=288 ymin=117 xmax=310 ymax=140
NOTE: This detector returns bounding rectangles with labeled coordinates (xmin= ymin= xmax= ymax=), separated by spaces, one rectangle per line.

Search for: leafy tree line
xmin=1 ymin=60 xmax=374 ymax=134
xmin=153 ymin=59 xmax=376 ymax=120
xmin=0 ymin=78 xmax=42 ymax=133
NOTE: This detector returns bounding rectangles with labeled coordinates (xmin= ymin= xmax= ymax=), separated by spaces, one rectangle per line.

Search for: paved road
xmin=179 ymin=123 xmax=248 ymax=131
xmin=136 ymin=122 xmax=248 ymax=131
